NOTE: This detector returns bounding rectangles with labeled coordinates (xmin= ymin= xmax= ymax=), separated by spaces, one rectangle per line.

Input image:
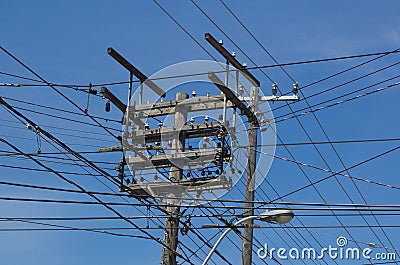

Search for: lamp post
xmin=202 ymin=209 xmax=294 ymax=265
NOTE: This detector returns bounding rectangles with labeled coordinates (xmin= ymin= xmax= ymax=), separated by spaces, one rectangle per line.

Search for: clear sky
xmin=0 ymin=1 xmax=399 ymax=264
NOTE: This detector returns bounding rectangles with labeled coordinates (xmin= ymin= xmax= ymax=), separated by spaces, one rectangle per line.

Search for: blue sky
xmin=0 ymin=1 xmax=399 ymax=264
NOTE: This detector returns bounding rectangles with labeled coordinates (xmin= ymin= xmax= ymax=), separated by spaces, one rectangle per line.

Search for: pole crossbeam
xmin=205 ymin=33 xmax=260 ymax=87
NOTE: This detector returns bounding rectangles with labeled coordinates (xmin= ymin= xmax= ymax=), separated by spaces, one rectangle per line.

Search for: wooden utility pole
xmin=204 ymin=33 xmax=298 ymax=265
xmin=162 ymin=92 xmax=189 ymax=265
xmin=242 ymin=86 xmax=259 ymax=265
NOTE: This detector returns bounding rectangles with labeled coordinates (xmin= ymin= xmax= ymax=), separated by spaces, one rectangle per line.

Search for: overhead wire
xmin=0 ymin=138 xmax=195 ymax=264
xmin=0 ymin=45 xmax=122 ymax=144
xmin=0 ymin=5 xmax=396 ymax=262
xmin=257 ymin=150 xmax=400 ymax=190
xmin=0 ymin=218 xmax=155 ymax=240
xmin=156 ymin=1 xmax=323 ymax=261
xmin=269 ymin=60 xmax=400 ymax=114
xmin=273 ymin=74 xmax=400 ymax=121
xmin=2 ymin=48 xmax=400 ymax=88
xmin=218 ymin=1 xmax=399 ymax=258
xmin=274 ymin=81 xmax=400 ymax=124
xmin=192 ymin=0 xmax=355 ymax=259
xmin=2 ymin=96 xmax=121 ymax=123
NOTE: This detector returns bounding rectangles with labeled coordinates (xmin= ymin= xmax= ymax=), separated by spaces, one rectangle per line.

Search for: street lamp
xmin=202 ymin=209 xmax=294 ymax=265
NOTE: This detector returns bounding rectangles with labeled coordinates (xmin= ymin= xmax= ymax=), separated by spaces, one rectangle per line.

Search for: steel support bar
xmin=205 ymin=33 xmax=260 ymax=87
xmin=125 ymin=148 xmax=223 ymax=170
xmin=131 ymin=101 xmax=233 ymax=119
xmin=260 ymin=95 xmax=299 ymax=101
xmin=126 ymin=176 xmax=231 ymax=198
xmin=129 ymin=95 xmax=298 ymax=119
xmin=130 ymin=121 xmax=225 ymax=143
xmin=238 ymin=95 xmax=300 ymax=101
xmin=132 ymin=94 xmax=225 ymax=111
xmin=107 ymin=47 xmax=166 ymax=97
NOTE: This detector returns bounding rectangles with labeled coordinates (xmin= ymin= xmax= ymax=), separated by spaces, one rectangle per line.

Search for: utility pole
xmin=162 ymin=92 xmax=188 ymax=265
xmin=104 ymin=46 xmax=235 ymax=264
xmin=102 ymin=42 xmax=299 ymax=265
xmin=242 ymin=86 xmax=258 ymax=265
xmin=204 ymin=33 xmax=299 ymax=265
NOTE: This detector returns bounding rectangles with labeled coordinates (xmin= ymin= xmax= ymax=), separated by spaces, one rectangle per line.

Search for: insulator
xmin=293 ymin=82 xmax=299 ymax=95
xmin=105 ymin=101 xmax=111 ymax=112
xmin=238 ymin=85 xmax=245 ymax=96
xmin=272 ymin=83 xmax=278 ymax=96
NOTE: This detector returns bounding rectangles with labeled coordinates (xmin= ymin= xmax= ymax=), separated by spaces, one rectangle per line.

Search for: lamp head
xmin=259 ymin=209 xmax=294 ymax=224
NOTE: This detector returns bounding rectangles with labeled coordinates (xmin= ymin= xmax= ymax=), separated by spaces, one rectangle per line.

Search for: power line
xmin=0 ymin=218 xmax=156 ymax=240
xmin=270 ymin=60 xmax=400 ymax=114
xmin=267 ymin=145 xmax=400 ymax=203
xmin=257 ymin=150 xmax=400 ymax=190
xmin=1 ymin=224 xmax=400 ymax=231
xmin=0 ymin=45 xmax=121 ymax=142
xmin=0 ymin=138 xmax=193 ymax=264
xmin=216 ymin=4 xmax=399 ymax=258
xmin=273 ymin=73 xmax=400 ymax=121
xmin=2 ymin=212 xmax=399 ymax=222
xmin=2 ymin=49 xmax=400 ymax=89
xmin=275 ymin=81 xmax=400 ymax=124
xmin=2 ymin=96 xmax=121 ymax=123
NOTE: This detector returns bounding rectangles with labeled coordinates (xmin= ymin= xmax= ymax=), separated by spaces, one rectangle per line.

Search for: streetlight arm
xmin=202 ymin=216 xmax=256 ymax=265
